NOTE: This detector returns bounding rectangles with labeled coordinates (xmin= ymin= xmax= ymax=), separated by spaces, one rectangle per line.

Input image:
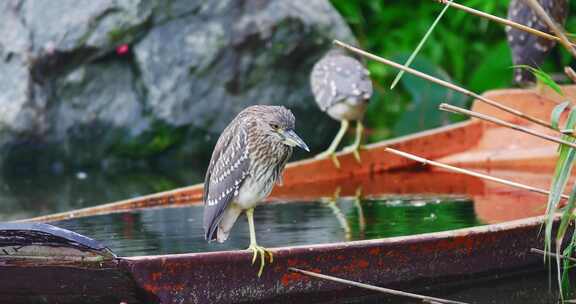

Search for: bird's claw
xmin=330 ymin=154 xmax=341 ymax=168
xmin=248 ymin=244 xmax=274 ymax=277
xmin=315 ymin=151 xmax=341 ymax=169
xmin=352 ymin=149 xmax=361 ymax=163
xmin=342 ymin=144 xmax=364 ymax=164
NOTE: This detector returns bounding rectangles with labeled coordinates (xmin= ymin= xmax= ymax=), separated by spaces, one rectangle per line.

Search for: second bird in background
xmin=310 ymin=48 xmax=373 ymax=168
xmin=506 ymin=0 xmax=569 ymax=86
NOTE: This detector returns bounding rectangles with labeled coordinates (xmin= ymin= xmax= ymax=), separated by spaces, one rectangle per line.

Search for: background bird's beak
xmin=283 ymin=129 xmax=309 ymax=151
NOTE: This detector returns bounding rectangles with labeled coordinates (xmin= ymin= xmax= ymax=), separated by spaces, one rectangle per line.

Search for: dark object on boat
xmin=507 ymin=0 xmax=568 ymax=85
xmin=0 ymin=223 xmax=151 ymax=304
xmin=0 ymin=222 xmax=109 ymax=254
xmin=2 ymin=87 xmax=575 ymax=303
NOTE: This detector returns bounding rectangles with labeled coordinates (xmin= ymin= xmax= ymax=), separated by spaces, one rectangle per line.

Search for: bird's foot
xmin=247 ymin=243 xmax=274 ymax=277
xmin=315 ymin=151 xmax=341 ymax=169
xmin=342 ymin=144 xmax=365 ymax=164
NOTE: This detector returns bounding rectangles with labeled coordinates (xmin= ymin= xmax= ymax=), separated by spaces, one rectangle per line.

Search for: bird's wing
xmin=203 ymin=121 xmax=250 ymax=241
xmin=310 ymin=54 xmax=372 ymax=111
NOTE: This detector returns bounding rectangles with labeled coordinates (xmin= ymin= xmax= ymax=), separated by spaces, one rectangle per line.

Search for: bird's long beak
xmin=283 ymin=129 xmax=309 ymax=152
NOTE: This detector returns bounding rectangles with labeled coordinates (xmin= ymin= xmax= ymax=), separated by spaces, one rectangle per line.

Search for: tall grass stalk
xmin=516 ymin=65 xmax=576 ymax=299
xmin=546 ymin=102 xmax=576 ymax=299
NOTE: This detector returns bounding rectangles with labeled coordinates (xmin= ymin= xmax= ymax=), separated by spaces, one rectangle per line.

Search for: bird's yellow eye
xmin=270 ymin=124 xmax=280 ymax=130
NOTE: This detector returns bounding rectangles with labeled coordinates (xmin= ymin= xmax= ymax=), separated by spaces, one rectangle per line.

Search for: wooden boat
xmin=1 ymin=86 xmax=573 ymax=303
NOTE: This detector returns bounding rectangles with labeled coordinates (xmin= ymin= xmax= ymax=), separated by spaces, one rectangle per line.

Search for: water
xmin=49 ymin=192 xmax=572 ymax=304
xmin=55 ymin=196 xmax=480 ymax=257
xmin=0 ymin=168 xmax=203 ymax=221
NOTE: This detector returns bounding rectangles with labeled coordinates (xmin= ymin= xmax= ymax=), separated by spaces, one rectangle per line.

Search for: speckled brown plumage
xmin=507 ymin=0 xmax=568 ymax=85
xmin=309 ymin=49 xmax=373 ymax=167
xmin=310 ymin=49 xmax=373 ymax=120
xmin=203 ymin=105 xmax=306 ymax=242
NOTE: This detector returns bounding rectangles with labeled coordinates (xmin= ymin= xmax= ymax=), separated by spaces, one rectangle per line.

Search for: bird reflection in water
xmin=321 ymin=186 xmax=366 ymax=241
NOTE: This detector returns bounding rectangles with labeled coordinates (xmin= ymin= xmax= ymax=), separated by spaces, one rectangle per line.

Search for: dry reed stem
xmin=385 ymin=147 xmax=569 ymax=200
xmin=439 ymin=103 xmax=576 ymax=149
xmin=434 ymin=0 xmax=575 ymax=47
xmin=289 ymin=267 xmax=469 ymax=304
xmin=523 ymin=0 xmax=576 ymax=58
xmin=565 ymin=67 xmax=576 ymax=84
xmin=530 ymin=248 xmax=576 ymax=262
xmin=333 ymin=40 xmax=556 ymax=131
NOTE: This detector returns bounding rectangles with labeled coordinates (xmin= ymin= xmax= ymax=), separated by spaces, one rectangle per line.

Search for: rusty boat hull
xmin=0 ymin=215 xmax=563 ymax=304
xmin=121 ymin=215 xmax=562 ymax=303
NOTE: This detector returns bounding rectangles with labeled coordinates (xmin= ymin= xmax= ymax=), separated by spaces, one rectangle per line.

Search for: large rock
xmin=0 ymin=0 xmax=355 ymax=173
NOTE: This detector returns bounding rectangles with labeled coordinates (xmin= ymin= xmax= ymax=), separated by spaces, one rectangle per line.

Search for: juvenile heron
xmin=203 ymin=105 xmax=309 ymax=276
xmin=310 ymin=48 xmax=373 ymax=168
xmin=507 ymin=0 xmax=568 ymax=85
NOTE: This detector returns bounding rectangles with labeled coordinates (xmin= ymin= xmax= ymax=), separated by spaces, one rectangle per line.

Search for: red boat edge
xmin=0 ymin=213 xmax=564 ymax=304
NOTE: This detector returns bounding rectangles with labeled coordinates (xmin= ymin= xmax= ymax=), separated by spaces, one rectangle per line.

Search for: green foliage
xmin=111 ymin=121 xmax=186 ymax=159
xmin=468 ymin=41 xmax=513 ymax=93
xmin=390 ymin=0 xmax=452 ymax=89
xmin=546 ymin=103 xmax=576 ymax=239
xmin=551 ymin=101 xmax=571 ymax=130
xmin=559 ymin=185 xmax=576 ymax=298
xmin=545 ymin=92 xmax=576 ymax=299
xmin=562 ymin=224 xmax=576 ymax=298
xmin=330 ymin=0 xmax=513 ymax=140
xmin=515 ymin=65 xmax=564 ymax=96
xmin=391 ymin=56 xmax=467 ymax=136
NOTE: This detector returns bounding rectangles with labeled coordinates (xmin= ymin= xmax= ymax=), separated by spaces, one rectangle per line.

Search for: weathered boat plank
xmin=438 ymin=86 xmax=576 ymax=170
xmin=0 ymin=224 xmax=148 ymax=303
xmin=0 ymin=263 xmax=147 ymax=304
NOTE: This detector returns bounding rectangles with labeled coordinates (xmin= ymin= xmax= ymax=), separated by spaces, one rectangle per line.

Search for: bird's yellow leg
xmin=535 ymin=78 xmax=545 ymax=95
xmin=246 ymin=208 xmax=273 ymax=277
xmin=316 ymin=120 xmax=349 ymax=169
xmin=342 ymin=121 xmax=364 ymax=163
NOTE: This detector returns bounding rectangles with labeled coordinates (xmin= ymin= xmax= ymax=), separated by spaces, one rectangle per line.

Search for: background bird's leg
xmin=535 ymin=78 xmax=545 ymax=95
xmin=246 ymin=208 xmax=273 ymax=277
xmin=316 ymin=120 xmax=349 ymax=168
xmin=343 ymin=120 xmax=364 ymax=163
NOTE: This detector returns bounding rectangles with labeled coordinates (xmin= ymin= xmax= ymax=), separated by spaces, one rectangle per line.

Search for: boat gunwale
xmin=123 ymin=213 xmax=556 ymax=261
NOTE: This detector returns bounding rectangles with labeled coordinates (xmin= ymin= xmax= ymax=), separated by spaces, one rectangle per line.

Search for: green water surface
xmin=54 ymin=196 xmax=480 ymax=256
